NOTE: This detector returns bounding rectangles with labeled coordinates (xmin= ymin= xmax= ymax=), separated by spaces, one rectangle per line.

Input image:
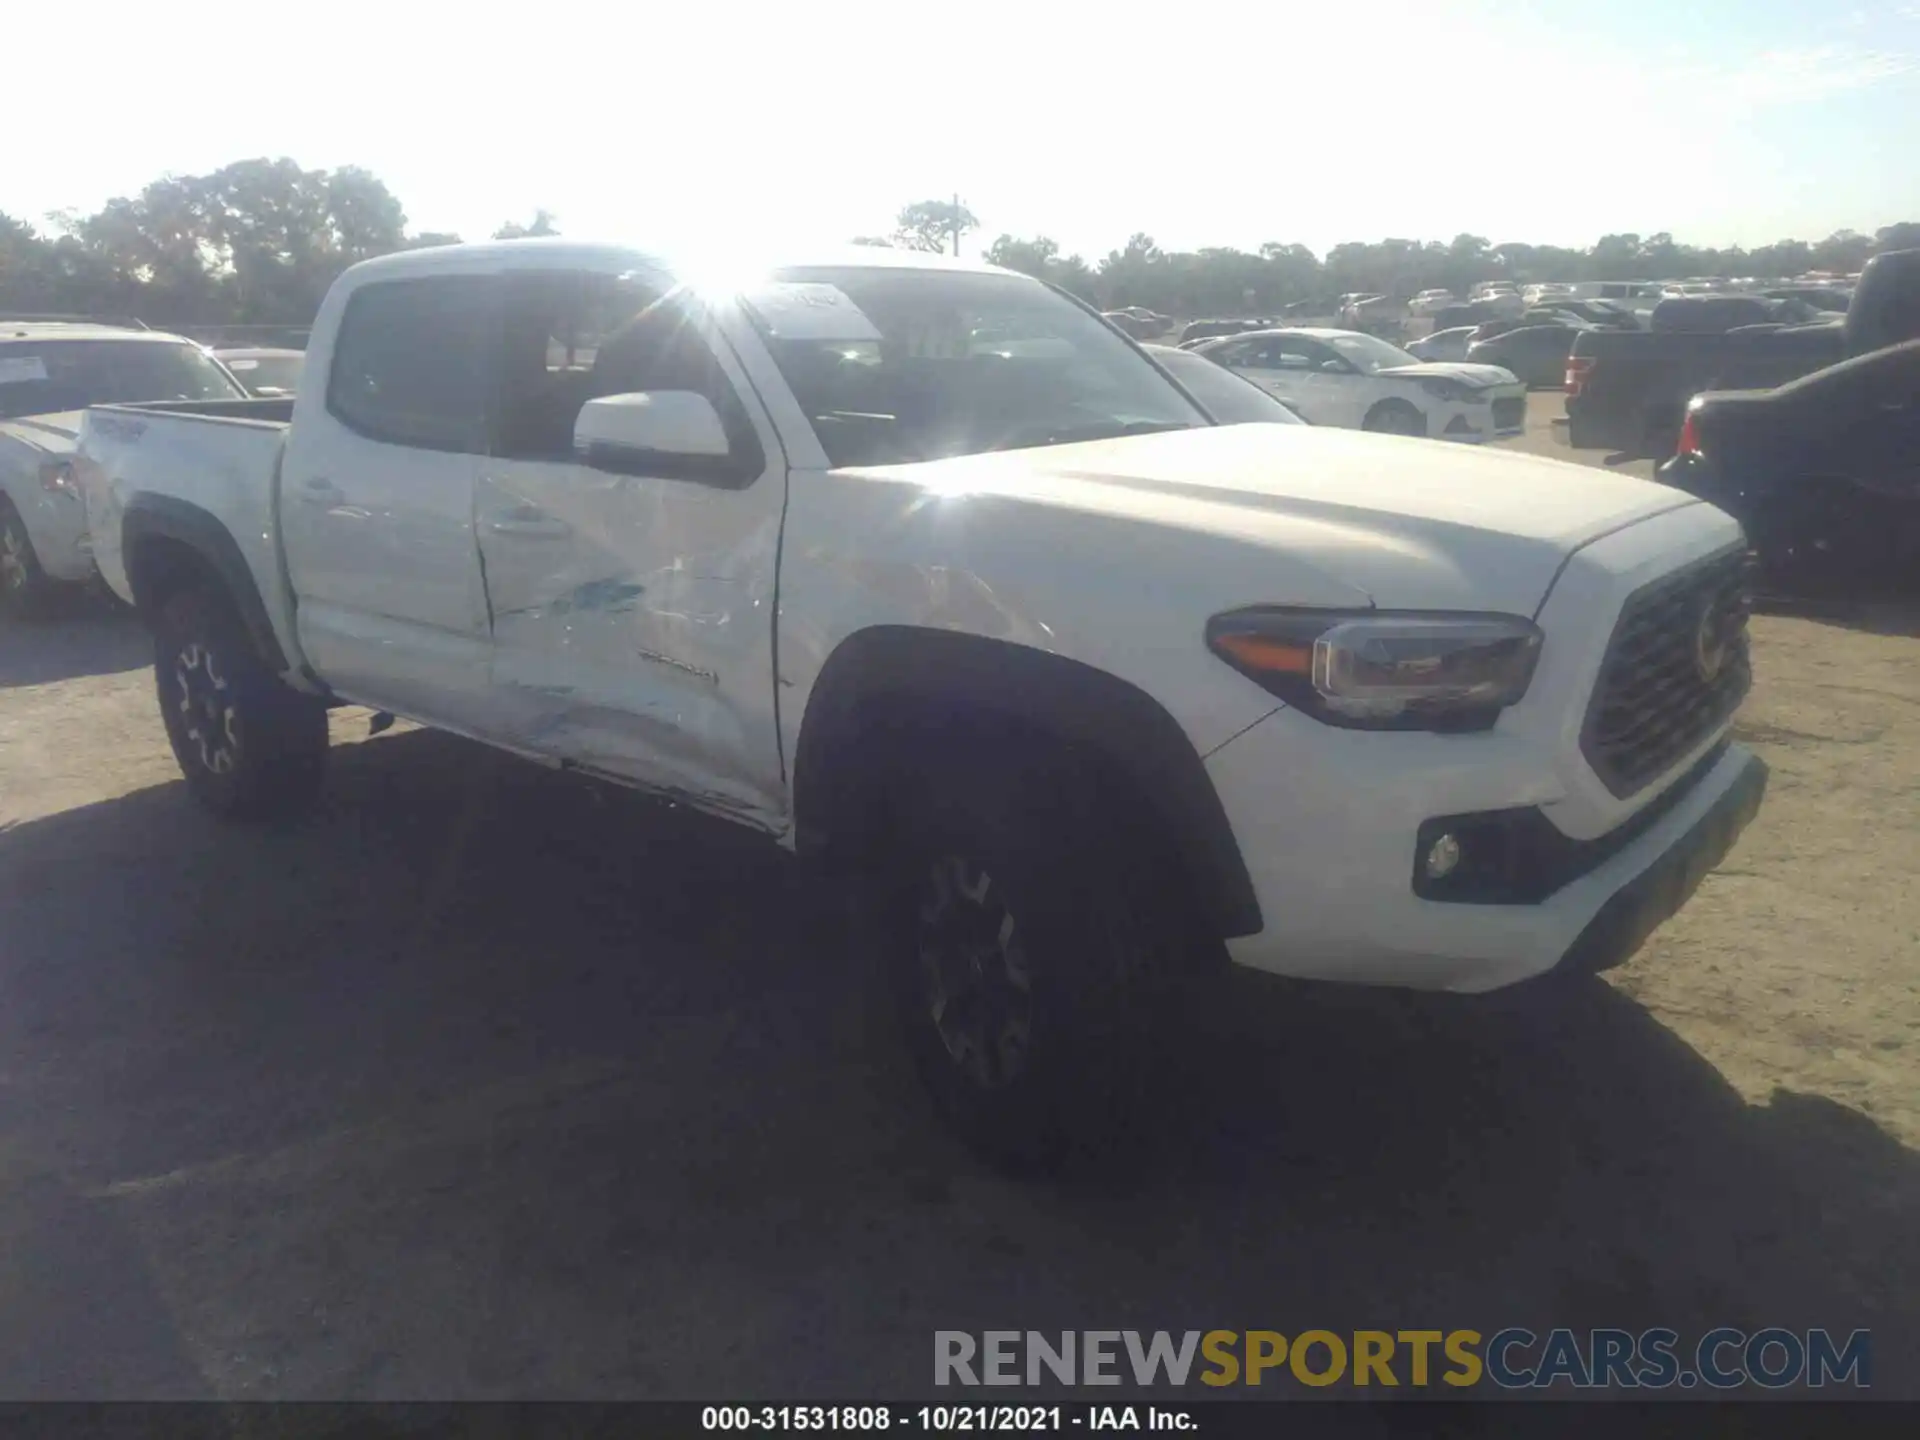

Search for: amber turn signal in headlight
xmin=1206 ymin=607 xmax=1543 ymax=731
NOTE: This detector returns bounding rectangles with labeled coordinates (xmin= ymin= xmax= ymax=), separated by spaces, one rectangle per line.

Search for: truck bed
xmin=77 ymin=399 xmax=298 ymax=669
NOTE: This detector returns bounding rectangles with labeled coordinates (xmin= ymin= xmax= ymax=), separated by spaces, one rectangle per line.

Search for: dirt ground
xmin=0 ymin=399 xmax=1915 ymax=1401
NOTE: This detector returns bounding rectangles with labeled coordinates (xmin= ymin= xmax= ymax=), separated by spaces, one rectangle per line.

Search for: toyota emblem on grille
xmin=1694 ymin=598 xmax=1733 ymax=682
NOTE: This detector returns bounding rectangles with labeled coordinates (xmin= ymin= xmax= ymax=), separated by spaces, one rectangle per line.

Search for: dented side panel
xmin=474 ymin=304 xmax=790 ymax=832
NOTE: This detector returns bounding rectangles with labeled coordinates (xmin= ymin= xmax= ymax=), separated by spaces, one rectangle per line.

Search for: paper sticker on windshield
xmin=0 ymin=356 xmax=50 ymax=385
xmin=741 ymin=283 xmax=882 ymax=342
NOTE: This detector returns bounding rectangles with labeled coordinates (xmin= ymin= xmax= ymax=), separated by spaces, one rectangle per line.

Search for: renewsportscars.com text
xmin=934 ymin=1328 xmax=1870 ymax=1390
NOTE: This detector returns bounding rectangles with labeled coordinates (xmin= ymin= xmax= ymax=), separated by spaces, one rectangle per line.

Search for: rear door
xmin=280 ymin=273 xmax=497 ymax=724
xmin=473 ymin=265 xmax=789 ymax=829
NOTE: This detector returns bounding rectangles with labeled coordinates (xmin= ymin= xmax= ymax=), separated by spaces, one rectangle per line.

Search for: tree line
xmin=4 ymin=162 xmax=1918 ymax=328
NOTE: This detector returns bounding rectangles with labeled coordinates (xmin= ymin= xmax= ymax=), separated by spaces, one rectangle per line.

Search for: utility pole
xmin=952 ymin=192 xmax=963 ymax=257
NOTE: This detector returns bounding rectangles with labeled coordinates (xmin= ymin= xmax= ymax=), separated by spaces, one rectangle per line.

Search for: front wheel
xmin=877 ymin=743 xmax=1190 ymax=1172
xmin=0 ymin=502 xmax=54 ymax=618
xmin=1363 ymin=400 xmax=1426 ymax=437
xmin=153 ymin=588 xmax=329 ymax=820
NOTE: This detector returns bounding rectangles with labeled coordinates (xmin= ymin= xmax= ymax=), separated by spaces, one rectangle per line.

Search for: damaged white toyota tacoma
xmin=75 ymin=241 xmax=1767 ymax=1165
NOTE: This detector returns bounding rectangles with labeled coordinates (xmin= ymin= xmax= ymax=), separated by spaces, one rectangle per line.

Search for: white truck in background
xmin=76 ymin=240 xmax=1767 ymax=1168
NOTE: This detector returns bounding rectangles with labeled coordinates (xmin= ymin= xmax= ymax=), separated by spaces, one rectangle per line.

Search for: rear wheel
xmin=0 ymin=502 xmax=54 ymax=619
xmin=153 ymin=587 xmax=328 ymax=820
xmin=1363 ymin=399 xmax=1426 ymax=437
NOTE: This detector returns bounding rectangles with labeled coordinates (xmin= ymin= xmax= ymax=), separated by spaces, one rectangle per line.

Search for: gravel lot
xmin=1 ymin=397 xmax=1915 ymax=1400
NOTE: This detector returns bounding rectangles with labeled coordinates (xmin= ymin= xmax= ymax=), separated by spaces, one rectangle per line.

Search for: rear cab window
xmin=325 ymin=277 xmax=496 ymax=452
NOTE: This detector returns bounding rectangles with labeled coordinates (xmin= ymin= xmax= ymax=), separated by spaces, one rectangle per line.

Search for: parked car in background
xmin=1341 ymin=295 xmax=1410 ymax=335
xmin=1195 ymin=327 xmax=1525 ymax=440
xmin=2 ymin=317 xmax=248 ymax=614
xmin=1562 ymin=281 xmax=1666 ymax=316
xmin=1406 ymin=326 xmax=1477 ymax=362
xmin=1177 ymin=318 xmax=1267 ymax=347
xmin=1657 ymin=337 xmax=1920 ymax=600
xmin=1470 ymin=289 xmax=1526 ymax=319
xmin=1537 ymin=299 xmax=1640 ymax=330
xmin=1141 ymin=344 xmax=1306 ymax=425
xmin=1566 ymin=247 xmax=1920 ymax=454
xmin=1408 ymin=289 xmax=1458 ymax=318
xmin=1470 ymin=314 xmax=1572 ymax=342
xmin=1648 ymin=295 xmax=1784 ymax=333
xmin=216 ymin=347 xmax=306 ymax=397
xmin=1466 ymin=323 xmax=1584 ymax=389
xmin=73 ymin=240 xmax=1767 ymax=1166
xmin=1760 ymin=286 xmax=1851 ymax=313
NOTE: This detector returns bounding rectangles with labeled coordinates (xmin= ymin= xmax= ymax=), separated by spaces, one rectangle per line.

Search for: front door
xmin=1228 ymin=336 xmax=1361 ymax=426
xmin=280 ymin=272 xmax=496 ymax=723
xmin=474 ymin=267 xmax=789 ymax=830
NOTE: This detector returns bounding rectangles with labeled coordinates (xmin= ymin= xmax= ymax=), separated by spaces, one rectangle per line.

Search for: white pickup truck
xmin=76 ymin=239 xmax=1768 ymax=1166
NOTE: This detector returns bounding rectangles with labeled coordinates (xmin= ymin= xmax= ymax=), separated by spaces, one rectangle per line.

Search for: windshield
xmin=1324 ymin=332 xmax=1422 ymax=375
xmin=0 ymin=339 xmax=245 ymax=420
xmin=1146 ymin=346 xmax=1303 ymax=425
xmin=221 ymin=352 xmax=305 ymax=394
xmin=742 ymin=267 xmax=1208 ymax=467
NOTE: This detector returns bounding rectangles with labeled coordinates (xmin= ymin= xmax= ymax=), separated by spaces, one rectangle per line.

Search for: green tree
xmin=982 ymin=234 xmax=1096 ymax=300
xmin=494 ymin=209 xmax=560 ymax=240
xmin=894 ymin=199 xmax=978 ymax=255
xmin=1873 ymin=222 xmax=1920 ymax=254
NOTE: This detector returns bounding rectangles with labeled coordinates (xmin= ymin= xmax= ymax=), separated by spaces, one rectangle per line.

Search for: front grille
xmin=1492 ymin=396 xmax=1525 ymax=430
xmin=1581 ymin=546 xmax=1752 ymax=798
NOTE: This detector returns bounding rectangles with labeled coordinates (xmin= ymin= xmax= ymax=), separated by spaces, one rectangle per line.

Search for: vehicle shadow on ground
xmin=0 ymin=728 xmax=1912 ymax=1400
xmin=1755 ymin=594 xmax=1920 ymax=638
xmin=0 ymin=596 xmax=147 ymax=689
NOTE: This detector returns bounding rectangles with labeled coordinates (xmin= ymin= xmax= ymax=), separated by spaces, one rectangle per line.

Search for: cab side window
xmin=492 ymin=271 xmax=764 ymax=475
xmin=326 ymin=276 xmax=495 ymax=453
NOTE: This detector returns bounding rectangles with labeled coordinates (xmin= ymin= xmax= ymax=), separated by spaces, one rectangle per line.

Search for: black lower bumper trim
xmin=1554 ymin=751 xmax=1769 ymax=977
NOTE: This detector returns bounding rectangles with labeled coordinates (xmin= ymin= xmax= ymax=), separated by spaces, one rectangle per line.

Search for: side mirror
xmin=574 ymin=391 xmax=748 ymax=481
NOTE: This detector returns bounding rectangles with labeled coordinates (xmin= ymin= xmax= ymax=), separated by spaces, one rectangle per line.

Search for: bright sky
xmin=10 ymin=0 xmax=1919 ymax=261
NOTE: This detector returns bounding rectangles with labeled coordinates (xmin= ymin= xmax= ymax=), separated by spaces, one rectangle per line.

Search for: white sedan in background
xmin=1140 ymin=343 xmax=1306 ymax=425
xmin=1193 ymin=327 xmax=1525 ymax=441
xmin=1408 ymin=288 xmax=1458 ymax=317
xmin=213 ymin=347 xmax=306 ymax=396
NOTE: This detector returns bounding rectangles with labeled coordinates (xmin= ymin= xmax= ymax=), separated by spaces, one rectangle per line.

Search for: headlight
xmin=1418 ymin=378 xmax=1480 ymax=403
xmin=1205 ymin=608 xmax=1543 ymax=731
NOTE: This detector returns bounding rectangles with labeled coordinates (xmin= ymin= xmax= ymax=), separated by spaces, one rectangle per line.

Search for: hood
xmin=0 ymin=410 xmax=84 ymax=457
xmin=1375 ymin=362 xmax=1518 ymax=389
xmin=842 ymin=423 xmax=1701 ymax=614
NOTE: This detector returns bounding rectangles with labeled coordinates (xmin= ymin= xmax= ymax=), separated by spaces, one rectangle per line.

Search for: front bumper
xmin=1207 ymin=713 xmax=1767 ymax=993
xmin=13 ymin=485 xmax=94 ymax=582
xmin=1555 ymin=749 xmax=1767 ymax=977
xmin=1434 ymin=387 xmax=1528 ymax=444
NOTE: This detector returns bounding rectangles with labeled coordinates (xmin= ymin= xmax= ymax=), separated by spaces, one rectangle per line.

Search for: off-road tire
xmin=153 ymin=587 xmax=328 ymax=820
xmin=872 ymin=737 xmax=1193 ymax=1173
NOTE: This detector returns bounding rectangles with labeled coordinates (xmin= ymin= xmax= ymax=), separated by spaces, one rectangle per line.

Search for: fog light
xmin=1424 ymin=833 xmax=1463 ymax=880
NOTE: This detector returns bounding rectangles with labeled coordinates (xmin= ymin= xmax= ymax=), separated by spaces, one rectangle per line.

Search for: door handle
xmin=297 ymin=477 xmax=344 ymax=507
xmin=487 ymin=514 xmax=573 ymax=539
